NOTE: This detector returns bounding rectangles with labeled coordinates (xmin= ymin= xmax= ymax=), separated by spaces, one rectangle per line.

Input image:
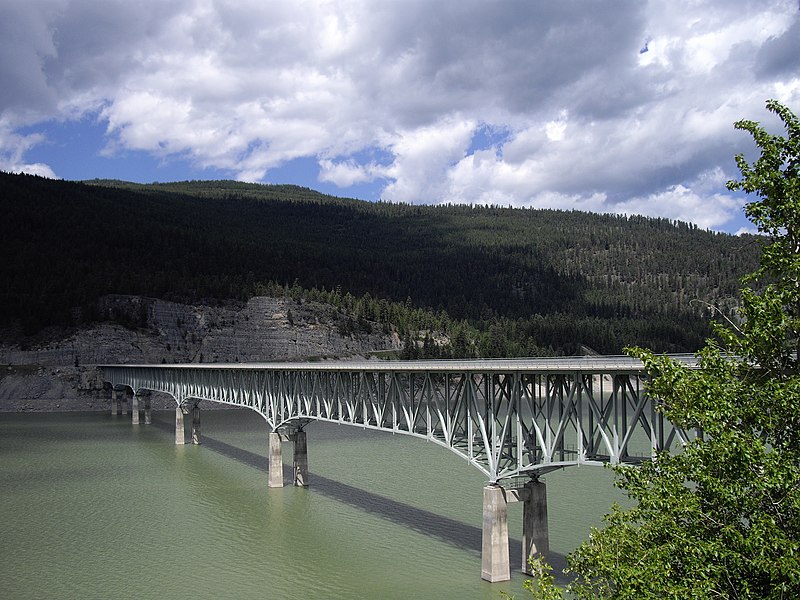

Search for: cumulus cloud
xmin=616 ymin=187 xmax=742 ymax=230
xmin=379 ymin=117 xmax=476 ymax=203
xmin=318 ymin=159 xmax=386 ymax=187
xmin=0 ymin=0 xmax=798 ymax=229
xmin=0 ymin=119 xmax=58 ymax=178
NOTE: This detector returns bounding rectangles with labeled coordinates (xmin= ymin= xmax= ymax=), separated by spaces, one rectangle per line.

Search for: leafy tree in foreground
xmin=527 ymin=100 xmax=800 ymax=598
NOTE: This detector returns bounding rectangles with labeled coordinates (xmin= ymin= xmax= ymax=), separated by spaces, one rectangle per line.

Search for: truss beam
xmin=101 ymin=356 xmax=697 ymax=483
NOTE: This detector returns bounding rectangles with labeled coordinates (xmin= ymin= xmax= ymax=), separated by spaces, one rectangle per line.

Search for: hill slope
xmin=0 ymin=172 xmax=761 ymax=354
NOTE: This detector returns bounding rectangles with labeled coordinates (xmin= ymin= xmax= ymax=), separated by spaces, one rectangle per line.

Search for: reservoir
xmin=0 ymin=409 xmax=624 ymax=599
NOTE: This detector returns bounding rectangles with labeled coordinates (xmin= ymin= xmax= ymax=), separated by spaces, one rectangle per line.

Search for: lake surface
xmin=0 ymin=410 xmax=624 ymax=599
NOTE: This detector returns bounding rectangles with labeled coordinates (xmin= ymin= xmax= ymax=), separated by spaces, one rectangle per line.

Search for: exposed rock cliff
xmin=0 ymin=295 xmax=401 ymax=411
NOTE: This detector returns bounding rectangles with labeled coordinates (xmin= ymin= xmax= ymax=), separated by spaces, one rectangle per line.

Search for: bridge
xmin=100 ymin=356 xmax=697 ymax=582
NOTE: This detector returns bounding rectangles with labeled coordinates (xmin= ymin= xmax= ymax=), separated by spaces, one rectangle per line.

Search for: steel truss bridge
xmin=101 ymin=356 xmax=698 ymax=582
xmin=101 ymin=356 xmax=697 ymax=483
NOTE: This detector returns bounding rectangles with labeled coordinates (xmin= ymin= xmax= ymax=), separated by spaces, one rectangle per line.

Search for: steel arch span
xmin=101 ymin=356 xmax=697 ymax=483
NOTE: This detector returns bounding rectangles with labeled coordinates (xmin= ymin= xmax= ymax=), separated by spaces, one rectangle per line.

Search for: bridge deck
xmin=103 ymin=354 xmax=698 ymax=372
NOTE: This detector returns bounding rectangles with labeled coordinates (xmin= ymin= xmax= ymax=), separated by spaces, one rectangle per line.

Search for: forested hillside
xmin=0 ymin=172 xmax=761 ymax=355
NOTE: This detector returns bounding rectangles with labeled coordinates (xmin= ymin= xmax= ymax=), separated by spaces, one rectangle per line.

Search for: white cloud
xmin=0 ymin=119 xmax=58 ymax=178
xmin=318 ymin=159 xmax=386 ymax=187
xmin=0 ymin=0 xmax=798 ymax=230
xmin=735 ymin=226 xmax=760 ymax=237
xmin=544 ymin=111 xmax=569 ymax=143
xmin=380 ymin=117 xmax=476 ymax=203
xmin=7 ymin=162 xmax=58 ymax=178
xmin=617 ymin=187 xmax=741 ymax=230
xmin=774 ymin=78 xmax=800 ymax=105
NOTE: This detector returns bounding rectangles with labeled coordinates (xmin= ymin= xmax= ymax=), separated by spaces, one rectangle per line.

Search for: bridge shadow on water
xmin=150 ymin=415 xmax=569 ymax=578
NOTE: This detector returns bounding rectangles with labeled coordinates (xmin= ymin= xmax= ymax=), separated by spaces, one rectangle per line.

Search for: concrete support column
xmin=292 ymin=430 xmax=308 ymax=487
xmin=522 ymin=480 xmax=549 ymax=575
xmin=175 ymin=405 xmax=186 ymax=445
xmin=111 ymin=389 xmax=118 ymax=416
xmin=481 ymin=485 xmax=510 ymax=582
xmin=268 ymin=432 xmax=284 ymax=488
xmin=121 ymin=390 xmax=128 ymax=416
xmin=131 ymin=393 xmax=140 ymax=425
xmin=144 ymin=395 xmax=152 ymax=425
xmin=191 ymin=404 xmax=201 ymax=445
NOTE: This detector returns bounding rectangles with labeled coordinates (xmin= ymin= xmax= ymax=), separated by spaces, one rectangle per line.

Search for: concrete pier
xmin=191 ymin=404 xmax=201 ymax=444
xmin=111 ymin=389 xmax=118 ymax=416
xmin=131 ymin=393 xmax=140 ymax=425
xmin=144 ymin=395 xmax=152 ymax=425
xmin=175 ymin=405 xmax=185 ymax=445
xmin=269 ymin=432 xmax=284 ymax=488
xmin=481 ymin=480 xmax=549 ymax=582
xmin=481 ymin=485 xmax=510 ymax=582
xmin=292 ymin=430 xmax=308 ymax=487
xmin=522 ymin=480 xmax=549 ymax=575
xmin=121 ymin=390 xmax=128 ymax=416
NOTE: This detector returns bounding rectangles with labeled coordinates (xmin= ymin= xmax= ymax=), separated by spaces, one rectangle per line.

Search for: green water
xmin=0 ymin=410 xmax=624 ymax=599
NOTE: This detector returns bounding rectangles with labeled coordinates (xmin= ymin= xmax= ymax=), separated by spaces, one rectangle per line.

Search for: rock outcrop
xmin=0 ymin=295 xmax=401 ymax=411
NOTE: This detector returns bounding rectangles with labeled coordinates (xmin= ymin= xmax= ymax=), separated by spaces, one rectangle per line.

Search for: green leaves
xmin=729 ymin=100 xmax=800 ymax=281
xmin=539 ymin=100 xmax=800 ymax=599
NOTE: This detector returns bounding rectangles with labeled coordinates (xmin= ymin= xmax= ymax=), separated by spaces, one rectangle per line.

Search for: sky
xmin=1 ymin=1 xmax=799 ymax=234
